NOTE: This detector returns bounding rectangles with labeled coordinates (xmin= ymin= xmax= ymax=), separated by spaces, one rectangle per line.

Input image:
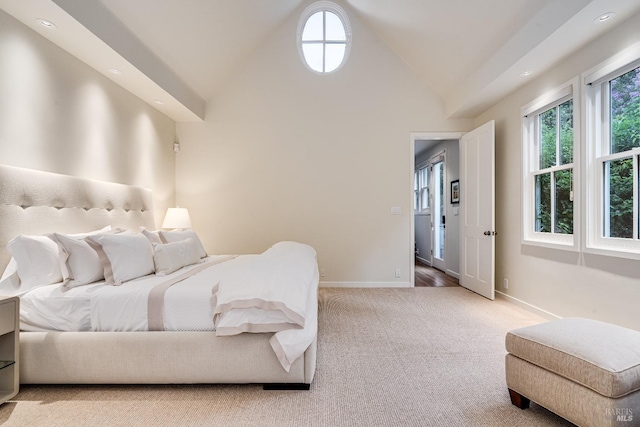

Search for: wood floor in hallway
xmin=414 ymin=260 xmax=460 ymax=287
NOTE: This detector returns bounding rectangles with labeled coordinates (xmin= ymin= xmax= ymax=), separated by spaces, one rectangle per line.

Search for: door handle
xmin=483 ymin=231 xmax=498 ymax=236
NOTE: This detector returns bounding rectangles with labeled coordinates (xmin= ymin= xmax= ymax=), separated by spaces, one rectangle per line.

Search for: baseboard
xmin=495 ymin=291 xmax=561 ymax=321
xmin=416 ymin=256 xmax=430 ymax=265
xmin=445 ymin=269 xmax=460 ymax=279
xmin=320 ymin=281 xmax=411 ymax=288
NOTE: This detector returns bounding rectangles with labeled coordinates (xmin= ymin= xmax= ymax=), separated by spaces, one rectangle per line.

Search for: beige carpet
xmin=0 ymin=287 xmax=574 ymax=426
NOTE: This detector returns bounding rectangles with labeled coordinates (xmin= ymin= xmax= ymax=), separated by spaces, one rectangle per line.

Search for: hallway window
xmin=297 ymin=2 xmax=351 ymax=74
xmin=415 ymin=165 xmax=430 ymax=214
xmin=521 ymin=78 xmax=578 ymax=250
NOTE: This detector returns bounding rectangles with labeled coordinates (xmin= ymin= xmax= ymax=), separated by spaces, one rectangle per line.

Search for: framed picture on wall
xmin=451 ymin=180 xmax=460 ymax=204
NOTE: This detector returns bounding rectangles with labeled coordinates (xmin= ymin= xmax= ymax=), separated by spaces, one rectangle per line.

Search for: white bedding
xmin=19 ymin=243 xmax=319 ymax=370
xmin=19 ymin=255 xmax=236 ymax=332
xmin=213 ymin=241 xmax=319 ymax=371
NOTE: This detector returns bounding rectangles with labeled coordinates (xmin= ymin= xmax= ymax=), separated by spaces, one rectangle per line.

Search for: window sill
xmin=522 ymin=235 xmax=578 ymax=252
xmin=584 ymin=244 xmax=640 ymax=261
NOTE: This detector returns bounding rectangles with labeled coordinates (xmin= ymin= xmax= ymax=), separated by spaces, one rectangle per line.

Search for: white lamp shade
xmin=162 ymin=207 xmax=192 ymax=229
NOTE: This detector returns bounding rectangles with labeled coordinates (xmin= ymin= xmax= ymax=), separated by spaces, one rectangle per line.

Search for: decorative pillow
xmin=66 ymin=225 xmax=112 ymax=239
xmin=87 ymin=233 xmax=155 ymax=286
xmin=140 ymin=227 xmax=163 ymax=245
xmin=7 ymin=234 xmax=63 ymax=290
xmin=152 ymin=238 xmax=201 ymax=276
xmin=52 ymin=233 xmax=105 ymax=289
xmin=159 ymin=230 xmax=207 ymax=258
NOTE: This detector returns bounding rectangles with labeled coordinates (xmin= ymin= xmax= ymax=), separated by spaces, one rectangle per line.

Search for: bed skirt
xmin=20 ymin=331 xmax=316 ymax=385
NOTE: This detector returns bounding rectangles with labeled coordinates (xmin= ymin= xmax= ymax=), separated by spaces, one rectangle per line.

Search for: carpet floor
xmin=0 ymin=287 xmax=574 ymax=426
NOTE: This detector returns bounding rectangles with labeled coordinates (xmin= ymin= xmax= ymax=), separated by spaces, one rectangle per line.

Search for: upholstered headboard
xmin=0 ymin=164 xmax=155 ymax=271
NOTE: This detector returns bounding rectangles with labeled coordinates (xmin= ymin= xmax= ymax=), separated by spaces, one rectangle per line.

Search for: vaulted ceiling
xmin=2 ymin=0 xmax=640 ymax=121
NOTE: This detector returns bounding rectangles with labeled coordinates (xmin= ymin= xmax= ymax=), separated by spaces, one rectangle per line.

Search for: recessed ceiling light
xmin=594 ymin=12 xmax=615 ymax=23
xmin=154 ymin=99 xmax=165 ymax=105
xmin=36 ymin=19 xmax=56 ymax=29
xmin=108 ymin=68 xmax=123 ymax=75
xmin=520 ymin=71 xmax=532 ymax=77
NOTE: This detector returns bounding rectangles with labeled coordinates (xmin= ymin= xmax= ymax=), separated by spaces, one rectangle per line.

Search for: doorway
xmin=412 ymin=133 xmax=462 ymax=285
xmin=410 ymin=122 xmax=496 ymax=299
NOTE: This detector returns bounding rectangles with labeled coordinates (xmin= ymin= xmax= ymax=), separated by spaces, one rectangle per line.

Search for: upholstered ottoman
xmin=505 ymin=318 xmax=640 ymax=427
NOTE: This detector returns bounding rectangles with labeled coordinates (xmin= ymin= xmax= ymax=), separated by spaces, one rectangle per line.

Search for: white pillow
xmin=159 ymin=230 xmax=207 ymax=258
xmin=140 ymin=227 xmax=163 ymax=245
xmin=87 ymin=233 xmax=155 ymax=286
xmin=152 ymin=238 xmax=201 ymax=276
xmin=66 ymin=225 xmax=112 ymax=239
xmin=52 ymin=233 xmax=105 ymax=289
xmin=7 ymin=235 xmax=62 ymax=290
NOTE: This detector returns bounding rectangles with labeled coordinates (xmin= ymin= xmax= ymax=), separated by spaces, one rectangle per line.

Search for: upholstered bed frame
xmin=0 ymin=164 xmax=316 ymax=387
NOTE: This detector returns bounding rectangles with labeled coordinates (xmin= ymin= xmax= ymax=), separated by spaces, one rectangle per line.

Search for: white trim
xmin=416 ymin=256 xmax=430 ymax=266
xmin=319 ymin=281 xmax=411 ymax=288
xmin=495 ymin=291 xmax=561 ymax=321
xmin=411 ymin=132 xmax=464 ymax=141
xmin=445 ymin=269 xmax=460 ymax=279
xmin=521 ymin=86 xmax=573 ymax=118
xmin=583 ymin=39 xmax=640 ymax=85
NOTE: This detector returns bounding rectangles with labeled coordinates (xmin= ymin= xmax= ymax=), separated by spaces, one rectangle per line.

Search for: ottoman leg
xmin=508 ymin=389 xmax=530 ymax=409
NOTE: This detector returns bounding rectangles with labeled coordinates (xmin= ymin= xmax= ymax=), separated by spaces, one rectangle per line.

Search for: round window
xmin=297 ymin=2 xmax=352 ymax=74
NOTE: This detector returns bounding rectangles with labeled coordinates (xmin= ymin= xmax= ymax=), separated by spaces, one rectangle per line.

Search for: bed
xmin=0 ymin=164 xmax=317 ymax=388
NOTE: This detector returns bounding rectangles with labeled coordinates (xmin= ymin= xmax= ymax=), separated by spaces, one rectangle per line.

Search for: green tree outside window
xmin=535 ymin=99 xmax=574 ymax=234
xmin=606 ymin=67 xmax=640 ymax=238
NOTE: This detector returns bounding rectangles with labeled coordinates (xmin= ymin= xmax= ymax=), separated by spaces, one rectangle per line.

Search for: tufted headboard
xmin=0 ymin=164 xmax=155 ymax=272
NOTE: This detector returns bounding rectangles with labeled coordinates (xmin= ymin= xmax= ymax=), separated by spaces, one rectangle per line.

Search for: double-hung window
xmin=414 ymin=165 xmax=430 ymax=214
xmin=521 ymin=78 xmax=579 ymax=249
xmin=585 ymin=54 xmax=640 ymax=258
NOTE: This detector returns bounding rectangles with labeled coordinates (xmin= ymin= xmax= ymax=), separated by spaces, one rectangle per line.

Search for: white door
xmin=460 ymin=121 xmax=495 ymax=300
xmin=431 ymin=160 xmax=446 ymax=271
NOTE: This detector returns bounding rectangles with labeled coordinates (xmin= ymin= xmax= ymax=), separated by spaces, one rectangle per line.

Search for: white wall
xmin=475 ymin=11 xmax=640 ymax=328
xmin=0 ymin=10 xmax=176 ymax=227
xmin=176 ymin=0 xmax=474 ymax=286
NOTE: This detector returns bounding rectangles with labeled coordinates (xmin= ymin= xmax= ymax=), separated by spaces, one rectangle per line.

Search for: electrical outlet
xmin=395 ymin=268 xmax=402 ymax=278
xmin=320 ymin=269 xmax=326 ymax=278
xmin=503 ymin=278 xmax=509 ymax=289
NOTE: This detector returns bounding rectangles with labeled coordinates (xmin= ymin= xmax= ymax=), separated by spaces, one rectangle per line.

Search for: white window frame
xmin=296 ymin=1 xmax=352 ymax=75
xmin=521 ymin=77 xmax=580 ymax=251
xmin=584 ymin=43 xmax=640 ymax=260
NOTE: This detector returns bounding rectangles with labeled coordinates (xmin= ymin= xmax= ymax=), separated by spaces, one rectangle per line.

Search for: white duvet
xmin=214 ymin=241 xmax=319 ymax=371
xmin=19 ymin=242 xmax=319 ymax=371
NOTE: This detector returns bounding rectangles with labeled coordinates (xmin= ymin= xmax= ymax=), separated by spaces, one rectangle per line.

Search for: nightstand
xmin=0 ymin=297 xmax=18 ymax=404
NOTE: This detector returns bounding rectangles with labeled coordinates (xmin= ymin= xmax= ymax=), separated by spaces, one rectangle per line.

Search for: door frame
xmin=410 ymin=132 xmax=464 ymax=287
